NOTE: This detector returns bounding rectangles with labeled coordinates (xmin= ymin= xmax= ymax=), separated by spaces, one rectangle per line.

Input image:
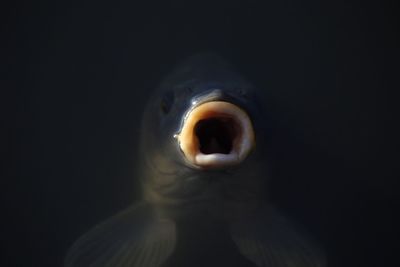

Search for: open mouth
xmin=175 ymin=101 xmax=255 ymax=169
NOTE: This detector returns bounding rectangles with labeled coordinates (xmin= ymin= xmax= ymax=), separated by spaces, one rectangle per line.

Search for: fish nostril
xmin=160 ymin=90 xmax=175 ymax=114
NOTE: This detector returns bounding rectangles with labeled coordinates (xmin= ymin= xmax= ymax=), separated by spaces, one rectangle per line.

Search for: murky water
xmin=3 ymin=1 xmax=396 ymax=266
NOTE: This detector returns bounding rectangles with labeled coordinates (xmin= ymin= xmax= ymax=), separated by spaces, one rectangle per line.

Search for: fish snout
xmin=175 ymin=101 xmax=255 ymax=169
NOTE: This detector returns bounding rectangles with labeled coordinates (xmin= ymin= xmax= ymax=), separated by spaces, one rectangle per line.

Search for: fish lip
xmin=175 ymin=94 xmax=255 ymax=170
xmin=190 ymin=89 xmax=226 ymax=106
xmin=189 ymin=88 xmax=248 ymax=109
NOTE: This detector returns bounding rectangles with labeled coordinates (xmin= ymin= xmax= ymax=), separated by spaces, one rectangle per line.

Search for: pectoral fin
xmin=230 ymin=207 xmax=326 ymax=267
xmin=65 ymin=203 xmax=176 ymax=267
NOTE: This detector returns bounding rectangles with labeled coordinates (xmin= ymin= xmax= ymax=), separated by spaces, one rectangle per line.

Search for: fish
xmin=64 ymin=54 xmax=326 ymax=267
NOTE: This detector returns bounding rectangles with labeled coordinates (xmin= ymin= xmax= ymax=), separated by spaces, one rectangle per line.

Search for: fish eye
xmin=160 ymin=90 xmax=174 ymax=114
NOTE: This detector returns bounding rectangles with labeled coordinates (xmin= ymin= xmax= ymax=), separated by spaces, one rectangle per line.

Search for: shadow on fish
xmin=65 ymin=54 xmax=326 ymax=267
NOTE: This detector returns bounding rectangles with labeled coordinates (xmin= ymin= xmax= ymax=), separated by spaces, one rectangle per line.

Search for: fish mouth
xmin=176 ymin=101 xmax=255 ymax=169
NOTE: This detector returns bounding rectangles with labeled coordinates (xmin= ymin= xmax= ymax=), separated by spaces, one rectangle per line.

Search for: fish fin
xmin=64 ymin=203 xmax=176 ymax=267
xmin=230 ymin=207 xmax=326 ymax=267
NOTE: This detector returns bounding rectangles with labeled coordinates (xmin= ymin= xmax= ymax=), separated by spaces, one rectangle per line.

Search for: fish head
xmin=140 ymin=54 xmax=268 ymax=212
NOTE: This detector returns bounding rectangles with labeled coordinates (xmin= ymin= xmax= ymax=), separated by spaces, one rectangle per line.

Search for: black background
xmin=2 ymin=0 xmax=398 ymax=266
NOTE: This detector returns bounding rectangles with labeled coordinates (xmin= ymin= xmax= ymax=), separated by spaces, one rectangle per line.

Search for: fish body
xmin=65 ymin=54 xmax=325 ymax=267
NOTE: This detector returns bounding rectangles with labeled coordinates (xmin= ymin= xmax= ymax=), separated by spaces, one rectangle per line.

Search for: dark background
xmin=2 ymin=0 xmax=398 ymax=266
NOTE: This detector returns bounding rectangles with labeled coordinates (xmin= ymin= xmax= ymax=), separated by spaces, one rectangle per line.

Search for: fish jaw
xmin=175 ymin=101 xmax=255 ymax=169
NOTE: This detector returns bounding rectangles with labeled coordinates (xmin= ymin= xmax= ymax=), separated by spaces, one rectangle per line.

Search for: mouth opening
xmin=176 ymin=101 xmax=255 ymax=169
xmin=195 ymin=118 xmax=237 ymax=154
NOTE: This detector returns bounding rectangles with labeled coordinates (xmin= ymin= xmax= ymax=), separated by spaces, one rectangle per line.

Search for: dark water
xmin=2 ymin=0 xmax=397 ymax=266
